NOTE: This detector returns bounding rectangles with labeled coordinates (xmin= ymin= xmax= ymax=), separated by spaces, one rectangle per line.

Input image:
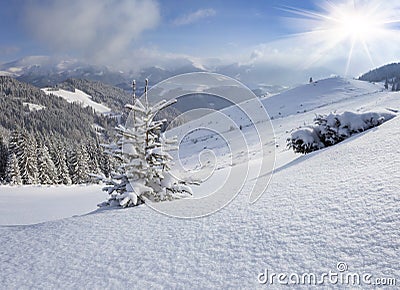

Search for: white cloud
xmin=250 ymin=49 xmax=263 ymax=61
xmin=23 ymin=0 xmax=160 ymax=64
xmin=173 ymin=8 xmax=216 ymax=26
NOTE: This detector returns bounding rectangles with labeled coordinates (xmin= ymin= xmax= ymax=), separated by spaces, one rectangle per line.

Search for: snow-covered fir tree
xmin=9 ymin=130 xmax=38 ymax=185
xmin=96 ymin=79 xmax=193 ymax=208
xmin=50 ymin=141 xmax=72 ymax=185
xmin=5 ymin=152 xmax=22 ymax=185
xmin=85 ymin=141 xmax=103 ymax=177
xmin=99 ymin=149 xmax=111 ymax=178
xmin=67 ymin=144 xmax=90 ymax=184
xmin=37 ymin=143 xmax=57 ymax=185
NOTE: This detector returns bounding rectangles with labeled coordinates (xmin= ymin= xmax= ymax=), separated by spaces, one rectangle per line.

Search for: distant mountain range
xmin=3 ymin=55 xmax=398 ymax=118
xmin=0 ymin=56 xmax=290 ymax=96
xmin=0 ymin=56 xmax=130 ymax=89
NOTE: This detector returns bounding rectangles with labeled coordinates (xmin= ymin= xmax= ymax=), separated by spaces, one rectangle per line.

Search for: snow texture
xmin=0 ymin=115 xmax=399 ymax=288
xmin=0 ymin=185 xmax=107 ymax=225
xmin=22 ymin=102 xmax=46 ymax=111
xmin=42 ymin=88 xmax=111 ymax=114
xmin=0 ymin=77 xmax=399 ymax=288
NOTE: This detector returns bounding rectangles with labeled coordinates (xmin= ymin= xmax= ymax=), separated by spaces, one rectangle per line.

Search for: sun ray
xmin=345 ymin=37 xmax=356 ymax=76
xmin=281 ymin=0 xmax=400 ymax=75
xmin=361 ymin=40 xmax=375 ymax=68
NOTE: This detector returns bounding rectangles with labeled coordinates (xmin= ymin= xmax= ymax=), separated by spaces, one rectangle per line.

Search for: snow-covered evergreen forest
xmin=0 ymin=129 xmax=111 ymax=185
xmin=0 ymin=76 xmax=116 ymax=185
xmin=0 ymin=75 xmax=189 ymax=186
xmin=359 ymin=62 xmax=400 ymax=91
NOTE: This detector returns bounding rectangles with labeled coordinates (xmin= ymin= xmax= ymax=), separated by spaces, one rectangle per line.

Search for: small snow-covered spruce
xmin=287 ymin=111 xmax=394 ymax=154
xmin=95 ymin=79 xmax=194 ymax=208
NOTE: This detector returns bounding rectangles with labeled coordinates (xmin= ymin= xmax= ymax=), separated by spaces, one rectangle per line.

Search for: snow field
xmin=0 ymin=112 xmax=398 ymax=289
xmin=0 ymin=185 xmax=107 ymax=225
xmin=0 ymin=77 xmax=399 ymax=288
xmin=42 ymin=87 xmax=111 ymax=114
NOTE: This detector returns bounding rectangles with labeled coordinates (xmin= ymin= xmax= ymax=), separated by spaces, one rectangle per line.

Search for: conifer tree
xmin=9 ymin=130 xmax=38 ymax=184
xmin=99 ymin=150 xmax=111 ymax=178
xmin=68 ymin=145 xmax=90 ymax=184
xmin=85 ymin=141 xmax=102 ymax=176
xmin=5 ymin=152 xmax=22 ymax=185
xmin=0 ymin=136 xmax=8 ymax=182
xmin=37 ymin=143 xmax=57 ymax=184
xmin=96 ymin=79 xmax=194 ymax=208
xmin=50 ymin=141 xmax=72 ymax=185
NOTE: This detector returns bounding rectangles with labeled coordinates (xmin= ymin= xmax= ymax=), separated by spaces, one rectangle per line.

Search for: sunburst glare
xmin=282 ymin=0 xmax=400 ymax=75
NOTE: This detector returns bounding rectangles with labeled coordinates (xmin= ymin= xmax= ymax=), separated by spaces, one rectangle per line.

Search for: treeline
xmin=359 ymin=62 xmax=400 ymax=87
xmin=0 ymin=130 xmax=111 ymax=185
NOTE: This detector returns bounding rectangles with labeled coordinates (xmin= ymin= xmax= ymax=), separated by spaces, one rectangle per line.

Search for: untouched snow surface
xmin=0 ymin=185 xmax=107 ymax=225
xmin=1 ymin=114 xmax=399 ymax=289
xmin=42 ymin=88 xmax=111 ymax=114
xmin=1 ymin=77 xmax=399 ymax=288
xmin=22 ymin=102 xmax=46 ymax=111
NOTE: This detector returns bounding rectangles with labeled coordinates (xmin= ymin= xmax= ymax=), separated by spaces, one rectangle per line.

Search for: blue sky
xmin=1 ymin=0 xmax=399 ymax=79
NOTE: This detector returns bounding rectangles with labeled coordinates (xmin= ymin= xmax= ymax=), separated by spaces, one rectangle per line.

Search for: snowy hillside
xmin=42 ymin=87 xmax=111 ymax=114
xmin=167 ymin=77 xmax=396 ymax=174
xmin=1 ymin=77 xmax=399 ymax=288
xmin=1 ymin=104 xmax=398 ymax=289
xmin=262 ymin=77 xmax=384 ymax=119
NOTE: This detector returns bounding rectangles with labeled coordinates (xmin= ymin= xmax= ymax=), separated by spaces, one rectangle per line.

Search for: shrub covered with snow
xmin=288 ymin=127 xmax=324 ymax=154
xmin=288 ymin=111 xmax=395 ymax=154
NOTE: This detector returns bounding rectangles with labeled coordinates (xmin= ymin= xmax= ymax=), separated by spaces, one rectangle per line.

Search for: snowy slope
xmin=1 ymin=77 xmax=399 ymax=288
xmin=0 ymin=114 xmax=398 ymax=289
xmin=42 ymin=88 xmax=111 ymax=114
xmin=0 ymin=185 xmax=107 ymax=225
xmin=22 ymin=102 xmax=46 ymax=111
xmin=168 ymin=77 xmax=398 ymax=176
xmin=261 ymin=77 xmax=384 ymax=119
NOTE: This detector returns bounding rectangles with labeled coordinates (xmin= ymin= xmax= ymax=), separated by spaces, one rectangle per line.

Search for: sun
xmin=282 ymin=0 xmax=400 ymax=75
xmin=336 ymin=10 xmax=377 ymax=40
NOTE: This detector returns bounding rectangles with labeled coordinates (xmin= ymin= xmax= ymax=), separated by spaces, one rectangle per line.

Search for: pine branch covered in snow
xmin=287 ymin=111 xmax=395 ymax=154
